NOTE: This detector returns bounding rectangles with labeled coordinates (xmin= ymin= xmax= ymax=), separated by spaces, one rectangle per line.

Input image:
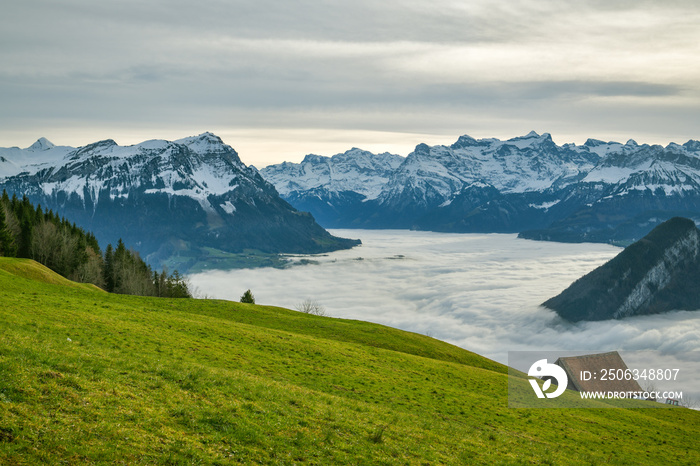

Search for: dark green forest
xmin=0 ymin=191 xmax=190 ymax=298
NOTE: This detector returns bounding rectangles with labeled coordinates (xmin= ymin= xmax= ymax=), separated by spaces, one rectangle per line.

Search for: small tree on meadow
xmin=240 ymin=289 xmax=255 ymax=304
xmin=295 ymin=298 xmax=327 ymax=316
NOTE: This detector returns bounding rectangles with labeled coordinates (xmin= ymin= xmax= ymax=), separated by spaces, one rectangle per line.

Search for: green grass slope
xmin=0 ymin=257 xmax=698 ymax=465
xmin=0 ymin=258 xmax=104 ymax=291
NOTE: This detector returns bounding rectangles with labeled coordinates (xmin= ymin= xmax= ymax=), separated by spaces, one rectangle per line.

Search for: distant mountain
xmin=519 ymin=139 xmax=700 ymax=243
xmin=543 ymin=217 xmax=700 ymax=321
xmin=259 ymin=148 xmax=404 ymax=227
xmin=374 ymin=131 xmax=599 ymax=230
xmin=0 ymin=133 xmax=359 ymax=270
xmin=260 ymin=132 xmax=700 ymax=243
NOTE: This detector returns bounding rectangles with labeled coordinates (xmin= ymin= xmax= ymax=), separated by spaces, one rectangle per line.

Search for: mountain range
xmin=4 ymin=130 xmax=700 ymax=271
xmin=0 ymin=133 xmax=359 ymax=270
xmin=260 ymin=132 xmax=700 ymax=244
xmin=543 ymin=217 xmax=700 ymax=321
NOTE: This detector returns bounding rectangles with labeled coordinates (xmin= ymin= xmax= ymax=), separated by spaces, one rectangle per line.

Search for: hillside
xmin=544 ymin=217 xmax=700 ymax=321
xmin=1 ymin=258 xmax=699 ymax=464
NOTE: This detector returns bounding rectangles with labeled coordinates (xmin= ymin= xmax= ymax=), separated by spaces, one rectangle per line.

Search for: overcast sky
xmin=2 ymin=1 xmax=700 ymax=166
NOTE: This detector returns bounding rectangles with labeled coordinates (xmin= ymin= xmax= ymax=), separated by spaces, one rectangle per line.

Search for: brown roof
xmin=555 ymin=351 xmax=644 ymax=393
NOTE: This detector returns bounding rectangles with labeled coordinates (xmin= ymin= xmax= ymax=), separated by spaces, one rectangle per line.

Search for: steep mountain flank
xmin=543 ymin=217 xmax=700 ymax=321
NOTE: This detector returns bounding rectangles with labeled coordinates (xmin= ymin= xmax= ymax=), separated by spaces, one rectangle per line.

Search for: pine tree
xmin=165 ymin=270 xmax=191 ymax=298
xmin=0 ymin=204 xmax=16 ymax=257
xmin=104 ymin=244 xmax=115 ymax=292
xmin=240 ymin=289 xmax=255 ymax=304
xmin=153 ymin=271 xmax=161 ymax=297
xmin=0 ymin=195 xmax=190 ymax=297
xmin=17 ymin=218 xmax=33 ymax=258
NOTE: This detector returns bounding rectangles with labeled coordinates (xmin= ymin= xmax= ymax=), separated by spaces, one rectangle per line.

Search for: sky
xmin=2 ymin=1 xmax=700 ymax=166
xmin=189 ymin=230 xmax=700 ymax=404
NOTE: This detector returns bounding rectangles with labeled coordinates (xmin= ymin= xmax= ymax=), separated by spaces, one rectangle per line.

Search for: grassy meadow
xmin=0 ymin=257 xmax=698 ymax=464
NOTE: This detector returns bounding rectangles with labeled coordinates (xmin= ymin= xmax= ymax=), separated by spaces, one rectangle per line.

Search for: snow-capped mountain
xmin=381 ymin=132 xmax=597 ymax=203
xmin=0 ymin=137 xmax=74 ymax=178
xmin=0 ymin=133 xmax=359 ymax=269
xmin=260 ymin=132 xmax=700 ymax=243
xmin=521 ymin=139 xmax=700 ymax=243
xmin=372 ymin=131 xmax=602 ymax=229
xmin=260 ymin=148 xmax=404 ymax=227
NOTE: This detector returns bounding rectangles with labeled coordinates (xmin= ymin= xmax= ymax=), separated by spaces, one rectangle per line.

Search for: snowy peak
xmin=301 ymin=153 xmax=327 ymax=165
xmin=379 ymin=131 xmax=598 ymax=209
xmin=511 ymin=130 xmax=548 ymax=142
xmin=261 ymin=148 xmax=403 ymax=199
xmin=584 ymin=138 xmax=607 ymax=147
xmin=71 ymin=139 xmax=118 ymax=158
xmin=0 ymin=138 xmax=74 ymax=177
xmin=580 ymin=142 xmax=700 ymax=196
xmin=683 ymin=140 xmax=700 ymax=152
xmin=174 ymin=132 xmax=229 ymax=154
xmin=259 ymin=131 xmax=700 ymax=239
xmin=450 ymin=135 xmax=478 ymax=149
xmin=450 ymin=132 xmax=552 ymax=151
xmin=28 ymin=137 xmax=55 ymax=151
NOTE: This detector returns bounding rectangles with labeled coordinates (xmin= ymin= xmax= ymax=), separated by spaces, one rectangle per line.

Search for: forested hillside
xmin=0 ymin=191 xmax=189 ymax=297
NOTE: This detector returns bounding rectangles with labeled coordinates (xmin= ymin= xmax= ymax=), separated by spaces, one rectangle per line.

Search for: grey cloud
xmin=502 ymin=81 xmax=683 ymax=99
xmin=2 ymin=1 xmax=700 ymax=155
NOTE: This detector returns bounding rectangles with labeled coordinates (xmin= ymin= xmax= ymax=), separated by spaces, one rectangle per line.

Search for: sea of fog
xmin=189 ymin=230 xmax=700 ymax=403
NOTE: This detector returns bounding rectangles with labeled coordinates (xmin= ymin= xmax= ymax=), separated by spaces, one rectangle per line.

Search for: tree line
xmin=0 ymin=191 xmax=190 ymax=298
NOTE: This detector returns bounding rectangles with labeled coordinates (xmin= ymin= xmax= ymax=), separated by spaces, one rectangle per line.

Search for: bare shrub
xmin=295 ymin=298 xmax=327 ymax=316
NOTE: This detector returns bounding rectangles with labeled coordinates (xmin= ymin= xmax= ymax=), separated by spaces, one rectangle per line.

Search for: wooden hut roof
xmin=555 ymin=351 xmax=644 ymax=393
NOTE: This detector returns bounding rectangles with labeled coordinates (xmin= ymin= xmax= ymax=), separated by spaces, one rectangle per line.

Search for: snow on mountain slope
xmin=258 ymin=131 xmax=700 ymax=241
xmin=0 ymin=138 xmax=74 ymax=178
xmin=377 ymin=131 xmax=600 ymax=210
xmin=260 ymin=148 xmax=404 ymax=200
xmin=3 ymin=133 xmax=253 ymax=213
xmin=0 ymin=133 xmax=360 ymax=269
xmin=582 ymin=142 xmax=700 ymax=196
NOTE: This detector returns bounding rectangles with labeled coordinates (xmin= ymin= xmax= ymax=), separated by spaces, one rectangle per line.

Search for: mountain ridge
xmin=259 ymin=147 xmax=404 ymax=227
xmin=260 ymin=132 xmax=700 ymax=242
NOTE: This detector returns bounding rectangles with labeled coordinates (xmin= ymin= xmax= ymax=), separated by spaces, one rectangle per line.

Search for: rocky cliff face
xmin=543 ymin=217 xmax=700 ymax=321
xmin=0 ymin=133 xmax=360 ymax=269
